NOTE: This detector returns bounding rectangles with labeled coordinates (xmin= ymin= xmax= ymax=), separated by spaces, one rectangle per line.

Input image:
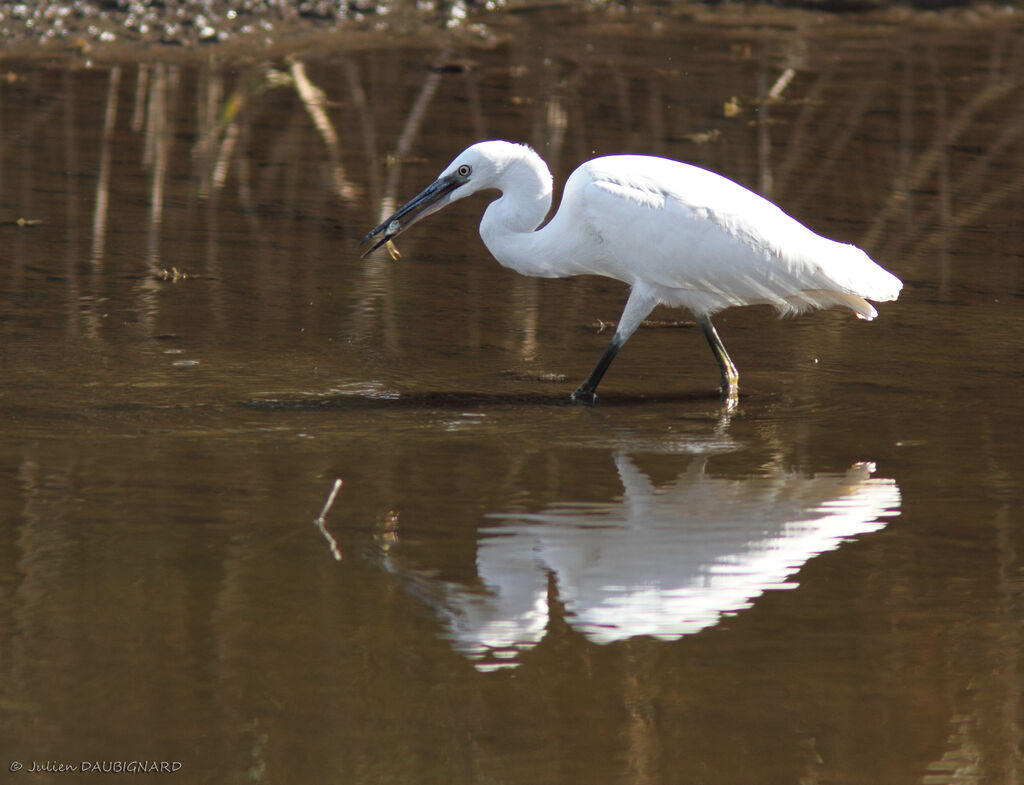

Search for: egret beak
xmin=360 ymin=172 xmax=463 ymax=258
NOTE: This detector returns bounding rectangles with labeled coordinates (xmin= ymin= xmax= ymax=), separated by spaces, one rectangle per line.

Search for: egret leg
xmin=697 ymin=314 xmax=739 ymax=399
xmin=571 ymin=286 xmax=657 ymax=404
xmin=571 ymin=334 xmax=623 ymax=404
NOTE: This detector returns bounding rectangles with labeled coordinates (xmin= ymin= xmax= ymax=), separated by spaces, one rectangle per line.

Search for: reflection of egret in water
xmin=381 ymin=454 xmax=900 ymax=671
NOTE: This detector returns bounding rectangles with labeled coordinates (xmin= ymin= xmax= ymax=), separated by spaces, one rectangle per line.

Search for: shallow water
xmin=1 ymin=8 xmax=1023 ymax=784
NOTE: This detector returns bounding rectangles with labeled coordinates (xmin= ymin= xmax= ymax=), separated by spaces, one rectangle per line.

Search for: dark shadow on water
xmin=244 ymin=389 xmax=736 ymax=411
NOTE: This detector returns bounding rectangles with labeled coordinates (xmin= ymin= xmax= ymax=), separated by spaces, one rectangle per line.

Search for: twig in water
xmin=314 ymin=478 xmax=344 ymax=561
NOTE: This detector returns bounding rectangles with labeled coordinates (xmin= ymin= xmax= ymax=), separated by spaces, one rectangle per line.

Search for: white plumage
xmin=362 ymin=140 xmax=902 ymax=403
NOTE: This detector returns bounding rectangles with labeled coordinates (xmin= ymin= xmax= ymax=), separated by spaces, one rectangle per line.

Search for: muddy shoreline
xmin=0 ymin=0 xmax=1018 ymax=61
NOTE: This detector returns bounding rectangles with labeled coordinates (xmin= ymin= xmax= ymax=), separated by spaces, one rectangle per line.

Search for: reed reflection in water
xmin=3 ymin=23 xmax=1021 ymax=357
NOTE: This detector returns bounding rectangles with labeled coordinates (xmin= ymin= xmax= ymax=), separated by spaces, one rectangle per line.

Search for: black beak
xmin=360 ymin=172 xmax=463 ymax=257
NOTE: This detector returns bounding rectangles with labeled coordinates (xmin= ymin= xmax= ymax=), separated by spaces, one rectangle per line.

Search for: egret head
xmin=360 ymin=141 xmax=545 ymax=257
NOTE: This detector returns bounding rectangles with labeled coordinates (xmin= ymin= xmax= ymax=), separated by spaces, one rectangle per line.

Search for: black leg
xmin=571 ymin=334 xmax=623 ymax=405
xmin=697 ymin=314 xmax=739 ymax=399
xmin=571 ymin=286 xmax=657 ymax=404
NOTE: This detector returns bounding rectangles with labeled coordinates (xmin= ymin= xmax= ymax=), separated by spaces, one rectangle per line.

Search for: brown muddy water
xmin=2 ymin=7 xmax=1023 ymax=784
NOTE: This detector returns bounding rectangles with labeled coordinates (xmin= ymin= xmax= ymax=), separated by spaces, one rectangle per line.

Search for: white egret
xmin=361 ymin=141 xmax=902 ymax=403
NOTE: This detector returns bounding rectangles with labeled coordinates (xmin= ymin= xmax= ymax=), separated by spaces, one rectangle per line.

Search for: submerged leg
xmin=697 ymin=314 xmax=739 ymax=399
xmin=571 ymin=286 xmax=657 ymax=404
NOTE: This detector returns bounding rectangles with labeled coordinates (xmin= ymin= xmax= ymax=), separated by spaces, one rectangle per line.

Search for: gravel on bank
xmin=0 ymin=0 xmax=1016 ymax=59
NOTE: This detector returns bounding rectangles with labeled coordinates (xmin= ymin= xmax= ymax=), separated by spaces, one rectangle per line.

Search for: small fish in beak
xmin=360 ymin=169 xmax=467 ymax=258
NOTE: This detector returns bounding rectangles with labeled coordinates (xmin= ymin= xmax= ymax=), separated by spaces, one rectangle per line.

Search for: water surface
xmin=1 ymin=9 xmax=1022 ymax=784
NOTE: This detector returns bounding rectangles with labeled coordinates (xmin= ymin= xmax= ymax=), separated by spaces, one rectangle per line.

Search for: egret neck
xmin=478 ymin=148 xmax=559 ymax=278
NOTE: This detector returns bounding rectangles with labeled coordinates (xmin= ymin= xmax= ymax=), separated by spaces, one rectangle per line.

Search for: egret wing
xmin=577 ymin=157 xmax=897 ymax=316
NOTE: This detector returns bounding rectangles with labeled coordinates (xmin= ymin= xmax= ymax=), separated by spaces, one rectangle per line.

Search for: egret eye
xmin=457 ymin=164 xmax=471 ymax=178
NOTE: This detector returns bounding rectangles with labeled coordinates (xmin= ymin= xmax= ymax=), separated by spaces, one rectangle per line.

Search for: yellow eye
xmin=457 ymin=164 xmax=471 ymax=177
